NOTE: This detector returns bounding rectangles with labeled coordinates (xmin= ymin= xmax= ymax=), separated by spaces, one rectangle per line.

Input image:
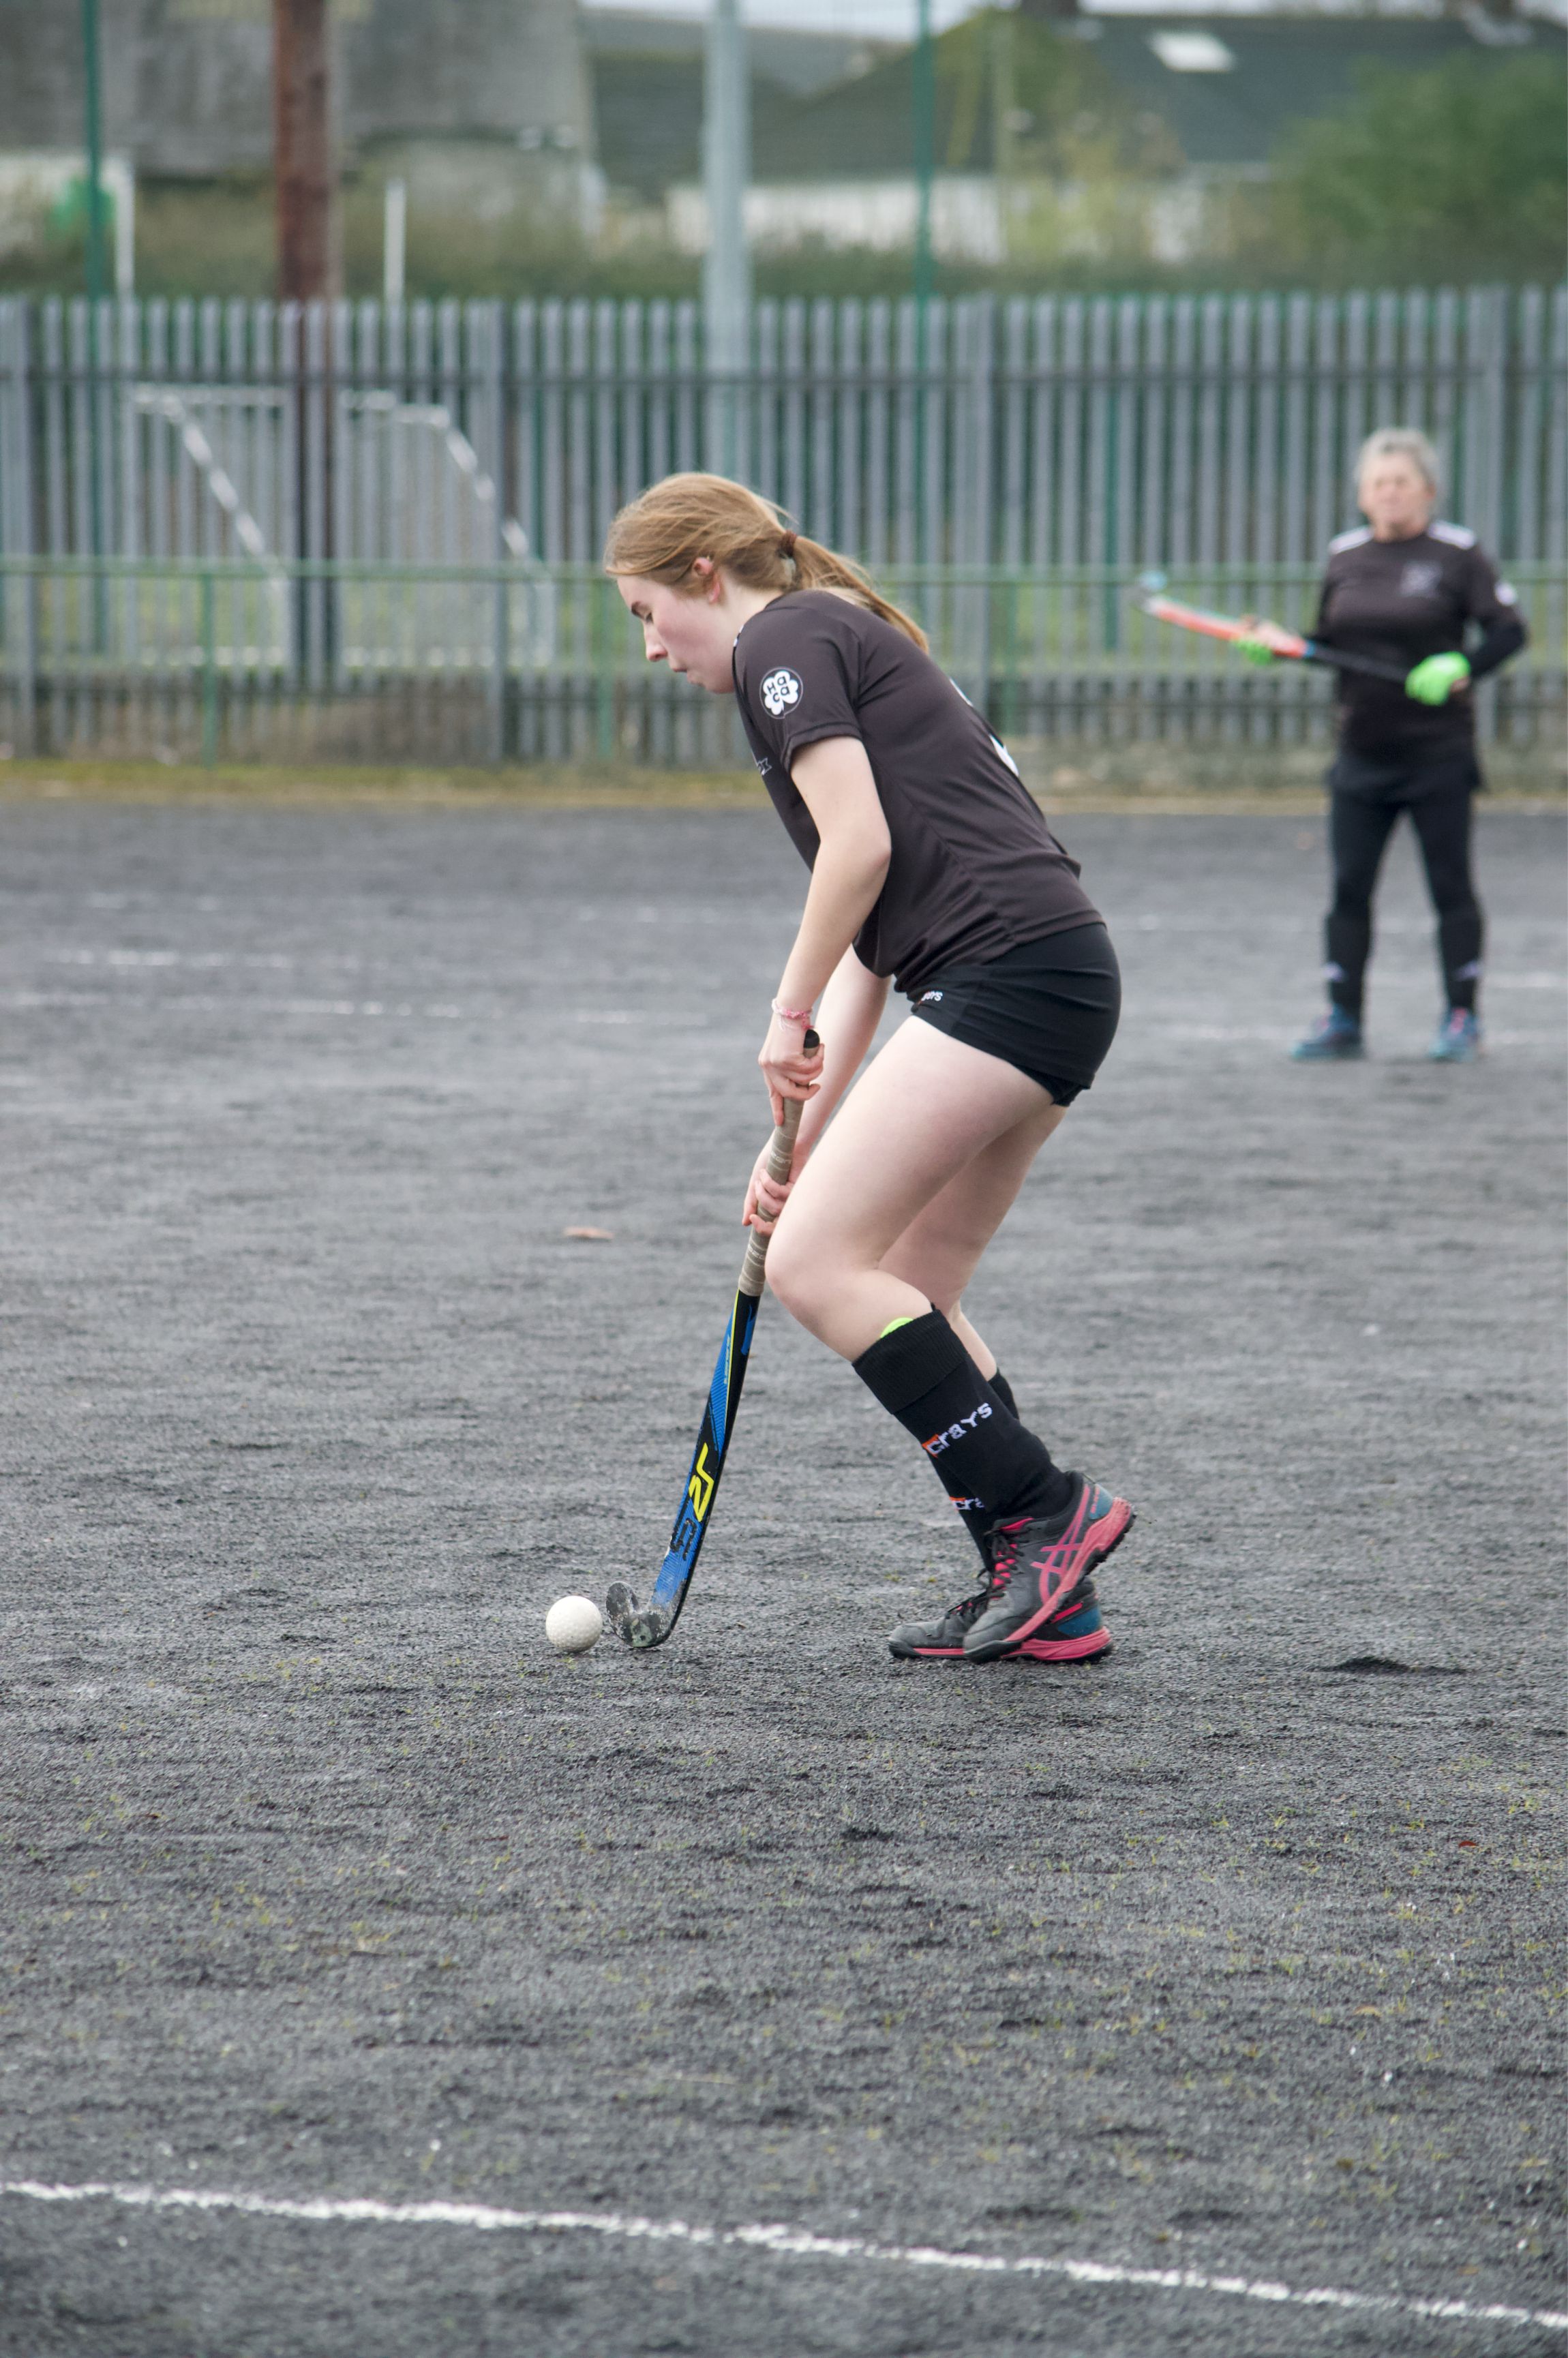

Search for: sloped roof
xmin=1065 ymin=10 xmax=1556 ymax=167
xmin=583 ymin=12 xmax=901 ymax=98
xmin=591 ymin=3 xmax=1563 ymax=195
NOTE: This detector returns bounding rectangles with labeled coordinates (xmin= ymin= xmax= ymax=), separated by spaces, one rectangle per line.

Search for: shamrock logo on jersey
xmin=760 ymin=667 xmax=802 ymax=718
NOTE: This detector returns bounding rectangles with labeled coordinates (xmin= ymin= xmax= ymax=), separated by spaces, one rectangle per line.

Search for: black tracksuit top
xmin=1314 ymin=522 xmax=1526 ymax=755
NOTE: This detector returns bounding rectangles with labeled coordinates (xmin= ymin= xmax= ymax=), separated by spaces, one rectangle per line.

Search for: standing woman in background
xmin=1242 ymin=427 xmax=1528 ymax=1063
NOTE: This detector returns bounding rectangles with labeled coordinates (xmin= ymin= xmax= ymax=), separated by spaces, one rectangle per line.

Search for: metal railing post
xmin=594 ymin=575 xmax=615 ymax=761
xmin=200 ymin=565 xmax=217 ymax=764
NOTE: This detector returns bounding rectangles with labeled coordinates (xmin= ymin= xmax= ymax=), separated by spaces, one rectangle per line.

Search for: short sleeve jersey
xmin=732 ymin=591 xmax=1100 ymax=998
xmin=1314 ymin=523 xmax=1523 ymax=753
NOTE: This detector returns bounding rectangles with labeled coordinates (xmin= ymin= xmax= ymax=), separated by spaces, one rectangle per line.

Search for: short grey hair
xmin=1355 ymin=427 xmax=1441 ymax=496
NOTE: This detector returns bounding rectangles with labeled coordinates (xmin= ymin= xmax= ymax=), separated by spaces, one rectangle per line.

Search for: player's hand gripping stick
xmin=605 ymin=1032 xmax=819 ymax=1652
xmin=1129 ymin=573 xmax=1409 ymax=685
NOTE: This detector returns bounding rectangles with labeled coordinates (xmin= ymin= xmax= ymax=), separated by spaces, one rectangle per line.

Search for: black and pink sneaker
xmin=963 ymin=1477 xmax=1134 ymax=1664
xmin=1013 ymin=1583 xmax=1113 ymax=1664
xmin=888 ymin=1572 xmax=1110 ymax=1664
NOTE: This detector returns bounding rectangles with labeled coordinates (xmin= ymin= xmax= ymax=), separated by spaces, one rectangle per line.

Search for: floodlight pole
xmin=81 ymin=0 xmax=108 ymax=648
xmin=703 ymin=0 xmax=751 ymax=476
xmin=912 ymin=0 xmax=935 ymax=309
xmin=82 ymin=0 xmax=107 ymax=303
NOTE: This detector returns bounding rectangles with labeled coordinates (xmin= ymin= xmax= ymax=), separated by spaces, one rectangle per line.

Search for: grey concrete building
xmin=0 ymin=0 xmax=595 ymax=216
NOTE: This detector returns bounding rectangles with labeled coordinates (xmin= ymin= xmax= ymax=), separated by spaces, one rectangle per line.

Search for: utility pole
xmin=273 ymin=0 xmax=340 ymax=302
xmin=911 ymin=0 xmax=935 ymax=309
xmin=703 ymin=0 xmax=751 ymax=477
xmin=81 ymin=0 xmax=107 ymax=302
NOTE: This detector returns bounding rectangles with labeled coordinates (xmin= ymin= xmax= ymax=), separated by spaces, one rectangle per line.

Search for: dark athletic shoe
xmin=1013 ymin=1583 xmax=1113 ymax=1665
xmin=888 ymin=1573 xmax=1109 ymax=1664
xmin=1428 ymin=1008 xmax=1481 ymax=1062
xmin=1291 ymin=1008 xmax=1364 ymax=1062
xmin=963 ymin=1477 xmax=1134 ymax=1664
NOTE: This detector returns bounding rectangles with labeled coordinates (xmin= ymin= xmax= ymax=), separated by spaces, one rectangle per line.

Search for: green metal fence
xmin=4 ymin=288 xmax=1563 ymax=577
xmin=3 ymin=287 xmax=1560 ymax=767
xmin=1 ymin=555 xmax=1561 ymax=769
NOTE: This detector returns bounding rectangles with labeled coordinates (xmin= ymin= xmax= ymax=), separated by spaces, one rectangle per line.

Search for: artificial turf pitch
xmin=0 ymin=795 xmax=1562 ymax=2356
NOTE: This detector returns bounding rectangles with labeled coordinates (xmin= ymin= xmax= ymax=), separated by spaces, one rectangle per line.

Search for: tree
xmin=1258 ymin=52 xmax=1565 ymax=286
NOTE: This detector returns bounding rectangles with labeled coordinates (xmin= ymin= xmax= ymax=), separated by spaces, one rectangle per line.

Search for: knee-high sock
xmin=853 ymin=1311 xmax=1072 ymax=1532
xmin=951 ymin=1367 xmax=1018 ymax=1562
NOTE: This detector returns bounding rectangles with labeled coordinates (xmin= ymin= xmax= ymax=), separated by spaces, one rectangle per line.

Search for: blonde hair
xmin=603 ymin=472 xmax=927 ymax=651
xmin=1356 ymin=427 xmax=1441 ymax=498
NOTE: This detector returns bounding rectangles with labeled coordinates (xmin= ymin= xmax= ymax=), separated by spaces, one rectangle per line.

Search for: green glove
xmin=1235 ymin=635 xmax=1276 ymax=667
xmin=1405 ymin=652 xmax=1471 ymax=705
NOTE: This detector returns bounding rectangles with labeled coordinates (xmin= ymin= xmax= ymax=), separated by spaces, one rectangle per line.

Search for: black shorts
xmin=907 ymin=922 xmax=1121 ymax=1106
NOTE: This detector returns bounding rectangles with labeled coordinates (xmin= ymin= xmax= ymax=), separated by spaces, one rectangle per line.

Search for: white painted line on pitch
xmin=0 ymin=991 xmax=472 ymax=1020
xmin=2 ymin=2181 xmax=1561 ymax=2334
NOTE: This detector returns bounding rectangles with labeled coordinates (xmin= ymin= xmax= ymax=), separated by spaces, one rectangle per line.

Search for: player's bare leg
xmin=763 ymin=1018 xmax=1064 ymax=1361
xmin=766 ymin=1020 xmax=1129 ymax=1663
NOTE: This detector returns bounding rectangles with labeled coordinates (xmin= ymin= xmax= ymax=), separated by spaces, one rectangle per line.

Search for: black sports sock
xmin=1441 ymin=926 xmax=1483 ymax=1014
xmin=854 ymin=1312 xmax=1073 ymax=1531
xmin=953 ymin=1367 xmax=1019 ymax=1562
xmin=1324 ymin=919 xmax=1367 ymax=1023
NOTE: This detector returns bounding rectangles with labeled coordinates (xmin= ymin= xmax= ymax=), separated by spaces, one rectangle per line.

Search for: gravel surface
xmin=0 ymin=800 xmax=1563 ymax=2357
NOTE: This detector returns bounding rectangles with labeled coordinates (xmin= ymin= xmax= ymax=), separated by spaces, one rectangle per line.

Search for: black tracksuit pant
xmin=1324 ymin=745 xmax=1484 ymax=1021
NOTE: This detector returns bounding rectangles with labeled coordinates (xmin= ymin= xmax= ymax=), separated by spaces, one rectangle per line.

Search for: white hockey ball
xmin=545 ymin=1594 xmax=603 ymax=1654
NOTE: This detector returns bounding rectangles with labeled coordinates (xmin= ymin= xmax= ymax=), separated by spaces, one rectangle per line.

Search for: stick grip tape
xmin=737 ymin=1029 xmax=819 ymax=1299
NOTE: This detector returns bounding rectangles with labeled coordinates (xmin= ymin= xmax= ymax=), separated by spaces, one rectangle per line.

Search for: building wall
xmin=0 ymin=0 xmax=592 ymax=180
xmin=669 ymin=177 xmax=1010 ymax=263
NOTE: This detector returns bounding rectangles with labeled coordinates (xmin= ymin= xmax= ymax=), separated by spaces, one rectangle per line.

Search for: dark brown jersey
xmin=1314 ymin=522 xmax=1526 ymax=755
xmin=732 ymin=591 xmax=1100 ymax=999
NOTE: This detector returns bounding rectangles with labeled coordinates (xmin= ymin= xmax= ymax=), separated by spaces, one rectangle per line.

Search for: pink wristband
xmin=771 ymin=998 xmax=813 ymax=1025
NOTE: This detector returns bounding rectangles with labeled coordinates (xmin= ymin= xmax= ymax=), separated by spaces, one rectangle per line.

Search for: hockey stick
xmin=1130 ymin=572 xmax=1408 ymax=684
xmin=605 ymin=1031 xmax=819 ymax=1652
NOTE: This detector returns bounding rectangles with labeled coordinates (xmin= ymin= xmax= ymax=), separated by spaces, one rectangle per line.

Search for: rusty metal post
xmin=273 ymin=0 xmax=340 ymax=684
xmin=272 ymin=0 xmax=340 ymax=303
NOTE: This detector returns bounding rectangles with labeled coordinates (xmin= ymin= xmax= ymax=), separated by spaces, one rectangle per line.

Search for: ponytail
xmin=603 ymin=472 xmax=927 ymax=652
xmin=784 ymin=526 xmax=929 ymax=651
